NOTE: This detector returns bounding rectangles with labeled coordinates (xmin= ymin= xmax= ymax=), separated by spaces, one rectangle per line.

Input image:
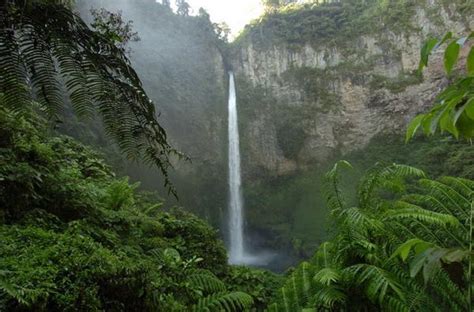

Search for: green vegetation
xmin=407 ymin=31 xmax=474 ymax=141
xmin=368 ymin=72 xmax=423 ymax=93
xmin=234 ymin=0 xmax=416 ymax=49
xmin=235 ymin=0 xmax=473 ymax=50
xmin=1 ymin=0 xmax=473 ymax=311
xmin=282 ymin=66 xmax=340 ymax=111
xmin=0 ymin=1 xmax=276 ymax=310
xmin=263 ymin=25 xmax=474 ymax=312
xmin=0 ymin=105 xmax=281 ymax=311
xmin=0 ymin=0 xmax=178 ymax=194
xmin=268 ymin=162 xmax=472 ymax=311
xmin=242 ymin=134 xmax=474 ymax=264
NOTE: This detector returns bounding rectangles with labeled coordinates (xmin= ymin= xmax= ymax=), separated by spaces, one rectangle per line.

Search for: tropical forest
xmin=0 ymin=0 xmax=473 ymax=311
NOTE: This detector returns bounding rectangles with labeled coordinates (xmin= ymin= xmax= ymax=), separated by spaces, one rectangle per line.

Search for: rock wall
xmin=76 ymin=0 xmax=229 ymax=224
xmin=231 ymin=1 xmax=473 ymax=178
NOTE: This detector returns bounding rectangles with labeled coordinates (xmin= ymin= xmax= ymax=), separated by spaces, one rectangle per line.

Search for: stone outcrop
xmin=230 ymin=1 xmax=473 ymax=178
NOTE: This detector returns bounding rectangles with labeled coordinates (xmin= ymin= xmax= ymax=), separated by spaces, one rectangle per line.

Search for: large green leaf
xmin=391 ymin=238 xmax=433 ymax=262
xmin=467 ymin=47 xmax=474 ymax=75
xmin=465 ymin=97 xmax=474 ymax=120
xmin=419 ymin=38 xmax=439 ymax=71
xmin=405 ymin=114 xmax=424 ymax=142
xmin=444 ymin=41 xmax=461 ymax=74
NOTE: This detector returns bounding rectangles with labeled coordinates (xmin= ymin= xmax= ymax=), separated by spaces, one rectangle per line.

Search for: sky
xmin=184 ymin=0 xmax=264 ymax=38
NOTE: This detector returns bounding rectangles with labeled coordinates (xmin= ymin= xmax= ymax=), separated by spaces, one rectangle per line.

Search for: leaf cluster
xmin=407 ymin=32 xmax=474 ymax=141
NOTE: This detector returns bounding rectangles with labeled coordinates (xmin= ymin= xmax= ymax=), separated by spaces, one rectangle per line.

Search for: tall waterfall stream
xmin=227 ymin=72 xmax=245 ymax=264
xmin=227 ymin=72 xmax=273 ymax=266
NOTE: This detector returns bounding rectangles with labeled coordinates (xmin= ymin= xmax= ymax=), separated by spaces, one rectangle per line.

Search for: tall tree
xmin=262 ymin=0 xmax=282 ymax=12
xmin=213 ymin=22 xmax=231 ymax=42
xmin=0 ymin=0 xmax=179 ymax=195
xmin=262 ymin=0 xmax=298 ymax=12
xmin=176 ymin=0 xmax=190 ymax=16
xmin=162 ymin=0 xmax=171 ymax=8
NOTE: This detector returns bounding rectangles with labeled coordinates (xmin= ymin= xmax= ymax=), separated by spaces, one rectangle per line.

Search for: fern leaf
xmin=386 ymin=201 xmax=460 ymax=227
xmin=188 ymin=270 xmax=226 ymax=294
xmin=191 ymin=291 xmax=253 ymax=312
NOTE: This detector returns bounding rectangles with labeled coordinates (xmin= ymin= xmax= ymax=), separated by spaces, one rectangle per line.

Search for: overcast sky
xmin=183 ymin=0 xmax=264 ymax=37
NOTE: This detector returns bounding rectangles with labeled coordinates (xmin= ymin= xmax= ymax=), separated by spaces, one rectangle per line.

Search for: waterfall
xmin=228 ymin=72 xmax=245 ymax=264
xmin=227 ymin=72 xmax=274 ymax=267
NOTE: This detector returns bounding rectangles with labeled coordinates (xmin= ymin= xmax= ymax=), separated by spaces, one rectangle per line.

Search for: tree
xmin=213 ymin=22 xmax=231 ymax=43
xmin=162 ymin=0 xmax=171 ymax=8
xmin=176 ymin=0 xmax=190 ymax=16
xmin=198 ymin=7 xmax=210 ymax=21
xmin=90 ymin=8 xmax=140 ymax=55
xmin=0 ymin=0 xmax=179 ymax=195
xmin=262 ymin=0 xmax=283 ymax=12
xmin=262 ymin=0 xmax=299 ymax=12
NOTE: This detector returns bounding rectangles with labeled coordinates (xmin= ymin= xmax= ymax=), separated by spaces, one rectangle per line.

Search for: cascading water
xmin=227 ymin=72 xmax=274 ymax=267
xmin=227 ymin=71 xmax=245 ymax=264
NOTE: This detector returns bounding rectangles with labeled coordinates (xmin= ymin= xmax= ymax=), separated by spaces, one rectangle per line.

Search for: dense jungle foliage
xmin=0 ymin=104 xmax=281 ymax=310
xmin=0 ymin=0 xmax=473 ymax=311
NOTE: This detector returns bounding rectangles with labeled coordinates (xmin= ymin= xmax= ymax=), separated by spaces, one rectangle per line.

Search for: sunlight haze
xmin=186 ymin=0 xmax=264 ymax=37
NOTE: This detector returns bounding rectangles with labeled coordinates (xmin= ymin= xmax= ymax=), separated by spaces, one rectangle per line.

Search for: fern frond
xmin=429 ymin=270 xmax=467 ymax=311
xmin=346 ymin=264 xmax=405 ymax=304
xmin=402 ymin=193 xmax=464 ymax=220
xmin=191 ymin=291 xmax=253 ymax=312
xmin=188 ymin=270 xmax=226 ymax=294
xmin=0 ymin=28 xmax=30 ymax=112
xmin=419 ymin=179 xmax=470 ymax=220
xmin=324 ymin=160 xmax=352 ymax=214
xmin=438 ymin=176 xmax=474 ymax=200
xmin=386 ymin=201 xmax=460 ymax=227
xmin=313 ymin=268 xmax=341 ymax=286
xmin=313 ymin=286 xmax=347 ymax=309
xmin=342 ymin=207 xmax=383 ymax=232
xmin=358 ymin=163 xmax=425 ymax=209
xmin=0 ymin=1 xmax=181 ymax=195
xmin=384 ymin=296 xmax=410 ymax=312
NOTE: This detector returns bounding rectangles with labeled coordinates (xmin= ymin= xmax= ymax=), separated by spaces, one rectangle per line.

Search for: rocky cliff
xmin=230 ymin=0 xmax=473 ymax=178
xmin=75 ymin=0 xmax=229 ymax=224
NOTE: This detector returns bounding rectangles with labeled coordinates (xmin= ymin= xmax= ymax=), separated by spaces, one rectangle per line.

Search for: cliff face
xmin=231 ymin=1 xmax=473 ymax=178
xmin=75 ymin=0 xmax=229 ymax=224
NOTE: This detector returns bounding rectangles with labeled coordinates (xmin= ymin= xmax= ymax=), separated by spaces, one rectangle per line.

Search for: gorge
xmin=1 ymin=0 xmax=474 ymax=310
xmin=72 ymin=0 xmax=474 ymax=268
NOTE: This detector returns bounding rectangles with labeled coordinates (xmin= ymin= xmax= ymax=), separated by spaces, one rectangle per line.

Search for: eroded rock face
xmin=231 ymin=2 xmax=472 ymax=178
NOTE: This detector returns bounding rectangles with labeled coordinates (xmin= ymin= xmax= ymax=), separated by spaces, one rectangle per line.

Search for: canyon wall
xmin=231 ymin=0 xmax=473 ymax=178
